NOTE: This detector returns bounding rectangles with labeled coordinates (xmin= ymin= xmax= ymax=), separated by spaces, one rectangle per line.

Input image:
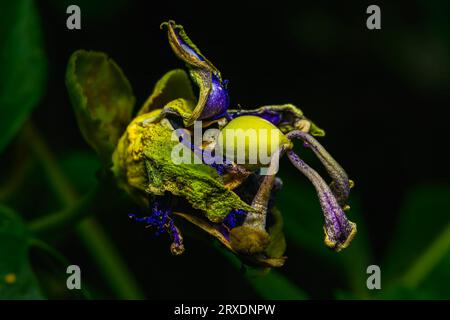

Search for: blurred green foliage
xmin=383 ymin=185 xmax=450 ymax=299
xmin=0 ymin=0 xmax=47 ymax=153
xmin=0 ymin=205 xmax=43 ymax=299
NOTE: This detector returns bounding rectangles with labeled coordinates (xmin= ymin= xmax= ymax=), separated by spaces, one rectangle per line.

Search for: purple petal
xmin=287 ymin=150 xmax=356 ymax=251
xmin=287 ymin=130 xmax=351 ymax=206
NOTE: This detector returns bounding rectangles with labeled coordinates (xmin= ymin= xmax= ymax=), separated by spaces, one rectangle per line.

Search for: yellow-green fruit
xmin=218 ymin=115 xmax=291 ymax=169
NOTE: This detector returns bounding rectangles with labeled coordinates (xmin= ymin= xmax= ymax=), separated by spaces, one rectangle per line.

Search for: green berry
xmin=218 ymin=115 xmax=291 ymax=169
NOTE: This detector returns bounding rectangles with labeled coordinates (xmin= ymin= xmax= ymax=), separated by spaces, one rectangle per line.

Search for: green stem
xmin=402 ymin=222 xmax=450 ymax=287
xmin=0 ymin=140 xmax=34 ymax=201
xmin=24 ymin=122 xmax=144 ymax=299
xmin=28 ymin=185 xmax=98 ymax=235
xmin=76 ymin=218 xmax=142 ymax=300
xmin=29 ymin=238 xmax=71 ymax=266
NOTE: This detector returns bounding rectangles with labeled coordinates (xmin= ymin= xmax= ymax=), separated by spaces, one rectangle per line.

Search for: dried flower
xmin=66 ymin=20 xmax=357 ymax=268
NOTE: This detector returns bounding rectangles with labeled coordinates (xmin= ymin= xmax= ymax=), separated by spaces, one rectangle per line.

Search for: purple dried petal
xmin=162 ymin=20 xmax=229 ymax=123
xmin=162 ymin=20 xmax=216 ymax=73
xmin=287 ymin=150 xmax=356 ymax=251
xmin=287 ymin=130 xmax=351 ymax=206
xmin=200 ymin=73 xmax=229 ymax=120
xmin=229 ymin=109 xmax=282 ymax=125
xmin=223 ymin=209 xmax=247 ymax=229
xmin=129 ymin=201 xmax=184 ymax=255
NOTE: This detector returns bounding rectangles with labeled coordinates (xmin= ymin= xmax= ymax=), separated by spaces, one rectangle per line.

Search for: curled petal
xmin=162 ymin=20 xmax=229 ymax=124
xmin=168 ymin=224 xmax=185 ymax=255
xmin=287 ymin=130 xmax=351 ymax=206
xmin=287 ymin=150 xmax=356 ymax=251
xmin=202 ymin=73 xmax=229 ymax=119
xmin=161 ymin=20 xmax=219 ymax=75
xmin=188 ymin=70 xmax=229 ymax=123
xmin=228 ymin=104 xmax=325 ymax=136
xmin=231 ymin=108 xmax=282 ymax=125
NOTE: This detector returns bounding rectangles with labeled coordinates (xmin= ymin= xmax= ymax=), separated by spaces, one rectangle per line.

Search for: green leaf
xmin=377 ymin=285 xmax=440 ymax=300
xmin=0 ymin=205 xmax=44 ymax=299
xmin=66 ymin=50 xmax=135 ymax=163
xmin=384 ymin=184 xmax=450 ymax=299
xmin=0 ymin=0 xmax=47 ymax=153
xmin=59 ymin=150 xmax=100 ymax=193
xmin=246 ymin=270 xmax=308 ymax=300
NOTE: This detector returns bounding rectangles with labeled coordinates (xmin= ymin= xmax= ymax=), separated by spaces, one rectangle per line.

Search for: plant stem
xmin=28 ymin=185 xmax=98 ymax=235
xmin=76 ymin=218 xmax=142 ymax=299
xmin=24 ymin=122 xmax=144 ymax=299
xmin=0 ymin=141 xmax=34 ymax=201
xmin=402 ymin=222 xmax=450 ymax=287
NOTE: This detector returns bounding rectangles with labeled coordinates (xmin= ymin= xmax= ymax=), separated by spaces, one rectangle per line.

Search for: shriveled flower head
xmin=66 ymin=20 xmax=357 ymax=268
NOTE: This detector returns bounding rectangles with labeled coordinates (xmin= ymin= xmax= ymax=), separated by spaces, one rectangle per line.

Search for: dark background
xmin=1 ymin=0 xmax=449 ymax=299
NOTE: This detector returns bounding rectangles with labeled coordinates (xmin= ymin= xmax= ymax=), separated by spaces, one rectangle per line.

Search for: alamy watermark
xmin=66 ymin=5 xmax=81 ymax=30
xmin=66 ymin=265 xmax=81 ymax=290
xmin=366 ymin=5 xmax=381 ymax=30
xmin=366 ymin=264 xmax=381 ymax=290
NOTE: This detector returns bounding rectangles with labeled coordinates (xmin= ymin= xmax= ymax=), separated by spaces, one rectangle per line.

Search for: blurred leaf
xmin=421 ymin=250 xmax=450 ymax=298
xmin=0 ymin=0 xmax=47 ymax=153
xmin=59 ymin=150 xmax=100 ymax=193
xmin=245 ymin=270 xmax=308 ymax=300
xmin=0 ymin=205 xmax=43 ymax=299
xmin=277 ymin=170 xmax=372 ymax=297
xmin=384 ymin=185 xmax=450 ymax=299
xmin=379 ymin=284 xmax=445 ymax=300
xmin=66 ymin=50 xmax=135 ymax=163
xmin=28 ymin=239 xmax=91 ymax=299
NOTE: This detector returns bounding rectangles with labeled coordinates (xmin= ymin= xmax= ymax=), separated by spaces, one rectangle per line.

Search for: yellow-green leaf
xmin=66 ymin=50 xmax=135 ymax=163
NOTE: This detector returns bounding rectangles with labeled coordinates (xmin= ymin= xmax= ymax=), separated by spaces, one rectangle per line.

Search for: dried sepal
xmin=287 ymin=150 xmax=356 ymax=251
xmin=138 ymin=69 xmax=196 ymax=116
xmin=161 ymin=20 xmax=229 ymax=125
xmin=287 ymin=130 xmax=352 ymax=206
xmin=66 ymin=50 xmax=135 ymax=163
